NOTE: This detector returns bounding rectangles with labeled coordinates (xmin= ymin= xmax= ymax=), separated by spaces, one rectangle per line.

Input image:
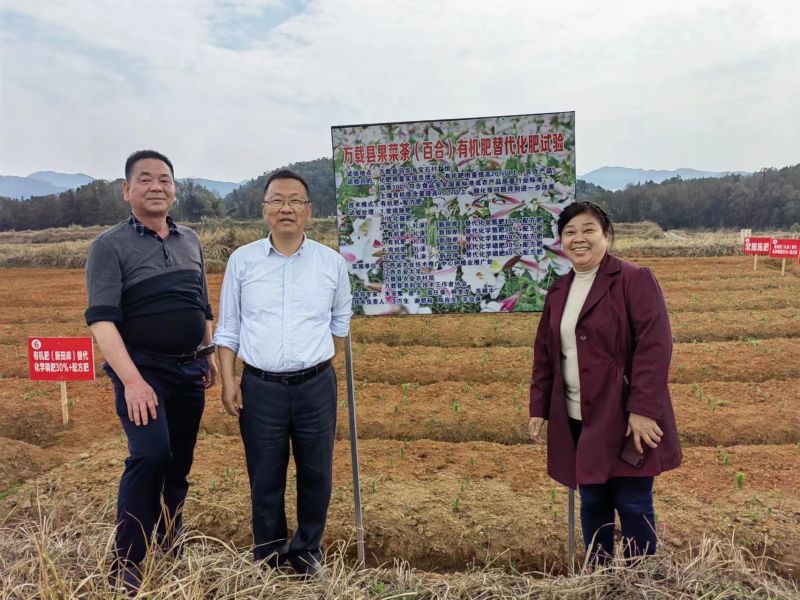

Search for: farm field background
xmin=0 ymin=229 xmax=798 ymax=585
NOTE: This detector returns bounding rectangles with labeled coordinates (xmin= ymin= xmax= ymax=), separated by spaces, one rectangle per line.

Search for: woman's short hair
xmin=556 ymin=201 xmax=614 ymax=241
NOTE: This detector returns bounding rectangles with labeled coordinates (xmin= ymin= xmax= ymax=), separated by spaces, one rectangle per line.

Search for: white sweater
xmin=560 ymin=265 xmax=600 ymax=420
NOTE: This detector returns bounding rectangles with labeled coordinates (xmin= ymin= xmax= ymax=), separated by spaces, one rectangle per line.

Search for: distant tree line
xmin=591 ymin=165 xmax=800 ymax=230
xmin=1 ymin=160 xmax=798 ymax=231
xmin=0 ymin=179 xmax=228 ymax=231
xmin=0 ymin=158 xmax=336 ymax=231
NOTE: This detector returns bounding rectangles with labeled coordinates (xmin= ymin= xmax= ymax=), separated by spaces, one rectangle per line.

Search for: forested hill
xmin=1 ymin=161 xmax=798 ymax=231
xmin=223 ymin=158 xmax=335 ymax=218
xmin=595 ymin=164 xmax=800 ymax=230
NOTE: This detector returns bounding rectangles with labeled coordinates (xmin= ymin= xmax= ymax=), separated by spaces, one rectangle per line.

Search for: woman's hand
xmin=529 ymin=417 xmax=547 ymax=444
xmin=627 ymin=412 xmax=663 ymax=453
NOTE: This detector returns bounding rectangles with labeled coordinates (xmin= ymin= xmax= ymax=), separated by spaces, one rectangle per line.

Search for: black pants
xmin=239 ymin=365 xmax=337 ymax=571
xmin=105 ymin=349 xmax=206 ymax=575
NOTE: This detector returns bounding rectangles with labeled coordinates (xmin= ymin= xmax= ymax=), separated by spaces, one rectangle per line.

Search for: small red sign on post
xmin=743 ymin=237 xmax=771 ymax=255
xmin=28 ymin=337 xmax=95 ymax=426
xmin=768 ymin=238 xmax=800 ymax=259
xmin=28 ymin=337 xmax=95 ymax=381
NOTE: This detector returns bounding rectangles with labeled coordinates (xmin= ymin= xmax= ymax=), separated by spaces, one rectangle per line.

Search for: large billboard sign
xmin=332 ymin=112 xmax=575 ymax=315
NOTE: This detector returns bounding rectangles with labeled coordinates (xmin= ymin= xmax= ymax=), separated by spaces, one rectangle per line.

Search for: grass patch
xmin=0 ymin=502 xmax=796 ymax=598
xmin=0 ymin=483 xmax=21 ymax=502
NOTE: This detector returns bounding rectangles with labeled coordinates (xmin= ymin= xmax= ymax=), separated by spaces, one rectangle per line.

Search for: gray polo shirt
xmin=85 ymin=215 xmax=212 ymax=353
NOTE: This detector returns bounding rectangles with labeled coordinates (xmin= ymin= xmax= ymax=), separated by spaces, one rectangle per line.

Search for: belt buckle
xmin=280 ymin=374 xmax=291 ymax=385
xmin=177 ymin=349 xmax=198 ymax=365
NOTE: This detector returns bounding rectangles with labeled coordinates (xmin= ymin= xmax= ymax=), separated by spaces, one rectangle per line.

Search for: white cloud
xmin=1 ymin=0 xmax=798 ymax=180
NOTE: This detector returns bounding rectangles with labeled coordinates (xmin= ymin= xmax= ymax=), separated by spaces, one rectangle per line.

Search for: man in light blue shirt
xmin=213 ymin=169 xmax=352 ymax=574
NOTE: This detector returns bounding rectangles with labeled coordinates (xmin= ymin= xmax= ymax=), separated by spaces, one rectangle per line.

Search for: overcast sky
xmin=1 ymin=0 xmax=798 ymax=182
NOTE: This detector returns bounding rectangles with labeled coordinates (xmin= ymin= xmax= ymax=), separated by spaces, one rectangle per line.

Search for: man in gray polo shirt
xmin=85 ymin=150 xmax=217 ymax=591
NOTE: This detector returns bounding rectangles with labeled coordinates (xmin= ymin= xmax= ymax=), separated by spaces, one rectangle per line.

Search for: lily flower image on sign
xmin=461 ymin=264 xmax=506 ymax=299
xmin=489 ymin=194 xmax=524 ymax=219
xmin=428 ymin=196 xmax=457 ymax=218
xmin=457 ymin=193 xmax=486 ymax=217
xmin=339 ymin=213 xmax=382 ymax=284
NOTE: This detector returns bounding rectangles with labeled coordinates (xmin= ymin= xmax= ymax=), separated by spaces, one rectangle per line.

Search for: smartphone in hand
xmin=620 ymin=435 xmax=646 ymax=468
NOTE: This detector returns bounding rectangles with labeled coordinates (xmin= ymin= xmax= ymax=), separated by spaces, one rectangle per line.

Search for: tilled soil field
xmin=0 ymin=258 xmax=798 ymax=575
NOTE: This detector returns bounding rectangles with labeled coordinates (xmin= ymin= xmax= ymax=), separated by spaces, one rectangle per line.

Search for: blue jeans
xmin=569 ymin=418 xmax=657 ymax=563
xmin=579 ymin=476 xmax=656 ymax=563
xmin=238 ymin=365 xmax=337 ymax=572
xmin=104 ymin=349 xmax=207 ymax=576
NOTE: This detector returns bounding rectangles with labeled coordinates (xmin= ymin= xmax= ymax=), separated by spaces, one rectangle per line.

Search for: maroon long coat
xmin=529 ymin=253 xmax=681 ymax=489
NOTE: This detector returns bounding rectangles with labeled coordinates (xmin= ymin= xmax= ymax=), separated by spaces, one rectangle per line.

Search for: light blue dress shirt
xmin=213 ymin=235 xmax=352 ymax=372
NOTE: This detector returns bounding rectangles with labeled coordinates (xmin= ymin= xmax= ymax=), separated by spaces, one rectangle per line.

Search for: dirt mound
xmin=0 ymin=437 xmax=54 ymax=490
xmin=0 ymin=377 xmax=118 ymax=448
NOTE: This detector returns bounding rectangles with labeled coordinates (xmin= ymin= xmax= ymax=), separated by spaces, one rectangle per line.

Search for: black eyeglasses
xmin=263 ymin=198 xmax=309 ymax=208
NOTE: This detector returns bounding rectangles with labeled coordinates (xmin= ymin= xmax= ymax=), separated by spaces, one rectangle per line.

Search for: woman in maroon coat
xmin=529 ymin=202 xmax=681 ymax=565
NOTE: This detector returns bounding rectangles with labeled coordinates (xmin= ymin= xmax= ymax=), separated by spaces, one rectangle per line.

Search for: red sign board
xmin=743 ymin=237 xmax=771 ymax=255
xmin=28 ymin=337 xmax=95 ymax=381
xmin=768 ymin=238 xmax=800 ymax=259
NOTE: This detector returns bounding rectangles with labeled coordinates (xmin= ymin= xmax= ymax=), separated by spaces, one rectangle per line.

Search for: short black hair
xmin=263 ymin=169 xmax=310 ymax=197
xmin=125 ymin=150 xmax=175 ymax=182
xmin=557 ymin=201 xmax=614 ymax=241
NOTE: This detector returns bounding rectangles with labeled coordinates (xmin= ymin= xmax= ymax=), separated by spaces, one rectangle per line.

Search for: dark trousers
xmin=105 ymin=349 xmax=206 ymax=574
xmin=239 ymin=365 xmax=337 ymax=571
xmin=568 ymin=418 xmax=657 ymax=564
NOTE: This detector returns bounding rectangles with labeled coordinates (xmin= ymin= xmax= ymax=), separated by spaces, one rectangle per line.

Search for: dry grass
xmin=0 ymin=225 xmax=109 ymax=245
xmin=613 ymin=221 xmax=665 ymax=240
xmin=0 ymin=219 xmax=339 ymax=271
xmin=0 ymin=220 xmax=794 ymax=269
xmin=613 ymin=232 xmax=743 ymax=257
xmin=1 ymin=500 xmax=796 ymax=599
xmin=0 ymin=240 xmax=92 ymax=268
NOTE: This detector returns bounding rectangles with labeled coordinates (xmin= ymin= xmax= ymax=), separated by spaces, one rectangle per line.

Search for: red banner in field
xmin=768 ymin=238 xmax=800 ymax=259
xmin=28 ymin=337 xmax=95 ymax=381
xmin=743 ymin=237 xmax=771 ymax=255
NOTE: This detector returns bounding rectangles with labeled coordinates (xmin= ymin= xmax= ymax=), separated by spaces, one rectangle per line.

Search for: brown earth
xmin=0 ymin=258 xmax=798 ymax=575
xmin=0 ymin=437 xmax=55 ymax=491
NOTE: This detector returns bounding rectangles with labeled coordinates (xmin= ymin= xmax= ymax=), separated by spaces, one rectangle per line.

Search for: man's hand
xmin=626 ymin=412 xmax=663 ymax=453
xmin=204 ymin=354 xmax=218 ymax=389
xmin=125 ymin=378 xmax=159 ymax=426
xmin=221 ymin=381 xmax=243 ymax=417
xmin=529 ymin=417 xmax=547 ymax=444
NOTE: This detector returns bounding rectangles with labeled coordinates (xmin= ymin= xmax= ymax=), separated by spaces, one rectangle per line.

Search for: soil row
xmin=341 ymin=339 xmax=800 ymax=386
xmin=1 ymin=374 xmax=796 ymax=487
xmin=3 ymin=306 xmax=798 ymax=351
xmin=345 ymin=308 xmax=798 ymax=346
xmin=2 ymin=333 xmax=798 ymax=385
xmin=629 ymin=256 xmax=800 ymax=279
xmin=198 ymin=379 xmax=800 ymax=448
xmin=2 ymin=436 xmax=797 ymax=574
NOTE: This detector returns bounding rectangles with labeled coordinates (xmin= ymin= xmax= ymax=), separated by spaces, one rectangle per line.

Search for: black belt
xmin=244 ymin=359 xmax=331 ymax=385
xmin=128 ymin=344 xmax=216 ymax=364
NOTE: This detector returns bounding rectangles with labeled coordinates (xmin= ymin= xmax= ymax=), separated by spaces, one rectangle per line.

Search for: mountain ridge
xmin=580 ymin=166 xmax=750 ymax=191
xmin=3 ymin=164 xmax=753 ymax=200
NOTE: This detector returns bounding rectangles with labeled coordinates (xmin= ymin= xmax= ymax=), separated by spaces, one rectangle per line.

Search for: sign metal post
xmin=344 ymin=333 xmax=366 ymax=566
